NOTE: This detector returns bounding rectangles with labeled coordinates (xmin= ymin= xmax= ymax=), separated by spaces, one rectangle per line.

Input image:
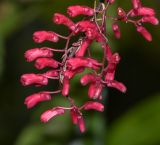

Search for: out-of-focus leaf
xmin=107 ymin=94 xmax=160 ymax=145
xmin=0 ymin=36 xmax=4 ymax=78
xmin=0 ymin=2 xmax=20 ymax=37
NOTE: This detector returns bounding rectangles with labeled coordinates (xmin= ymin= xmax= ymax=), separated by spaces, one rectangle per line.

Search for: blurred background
xmin=0 ymin=0 xmax=160 ymax=145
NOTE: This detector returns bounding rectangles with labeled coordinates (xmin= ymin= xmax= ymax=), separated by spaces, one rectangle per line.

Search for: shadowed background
xmin=0 ymin=0 xmax=160 ymax=145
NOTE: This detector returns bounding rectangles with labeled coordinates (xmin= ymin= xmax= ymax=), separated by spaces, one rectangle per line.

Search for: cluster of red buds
xmin=21 ymin=0 xmax=158 ymax=133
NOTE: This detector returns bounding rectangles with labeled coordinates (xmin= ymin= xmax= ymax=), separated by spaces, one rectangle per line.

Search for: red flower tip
xmin=132 ymin=0 xmax=142 ymax=9
xmin=82 ymin=101 xmax=104 ymax=112
xmin=53 ymin=13 xmax=75 ymax=30
xmin=41 ymin=107 xmax=65 ymax=123
xmin=67 ymin=5 xmax=94 ymax=17
xmin=33 ymin=31 xmax=59 ymax=43
xmin=106 ymin=0 xmax=115 ymax=4
xmin=24 ymin=48 xmax=53 ymax=62
xmin=21 ymin=73 xmax=48 ymax=86
xmin=80 ymin=73 xmax=96 ymax=86
xmin=34 ymin=58 xmax=59 ymax=70
xmin=25 ymin=92 xmax=51 ymax=109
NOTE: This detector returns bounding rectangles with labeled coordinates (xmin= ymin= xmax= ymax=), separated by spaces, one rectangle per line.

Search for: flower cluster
xmin=21 ymin=0 xmax=158 ymax=133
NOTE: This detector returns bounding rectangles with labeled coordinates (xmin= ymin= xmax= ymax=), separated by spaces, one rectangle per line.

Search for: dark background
xmin=0 ymin=0 xmax=160 ymax=145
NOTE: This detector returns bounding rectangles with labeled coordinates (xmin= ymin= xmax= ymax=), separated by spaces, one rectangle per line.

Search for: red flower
xmin=136 ymin=26 xmax=152 ymax=41
xmin=53 ymin=13 xmax=75 ymax=30
xmin=41 ymin=107 xmax=65 ymax=123
xmin=67 ymin=5 xmax=94 ymax=17
xmin=21 ymin=73 xmax=48 ymax=86
xmin=33 ymin=31 xmax=59 ymax=43
xmin=25 ymin=48 xmax=53 ymax=62
xmin=25 ymin=92 xmax=51 ymax=108
xmin=34 ymin=58 xmax=60 ymax=70
xmin=81 ymin=101 xmax=104 ymax=112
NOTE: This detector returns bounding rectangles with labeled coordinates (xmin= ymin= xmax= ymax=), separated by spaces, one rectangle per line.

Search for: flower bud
xmin=82 ymin=101 xmax=104 ymax=112
xmin=33 ymin=31 xmax=59 ymax=43
xmin=41 ymin=107 xmax=65 ymax=123
xmin=136 ymin=26 xmax=152 ymax=41
xmin=25 ymin=48 xmax=53 ymax=62
xmin=141 ymin=16 xmax=159 ymax=25
xmin=107 ymin=80 xmax=127 ymax=93
xmin=70 ymin=108 xmax=78 ymax=124
xmin=35 ymin=58 xmax=59 ymax=70
xmin=112 ymin=23 xmax=121 ymax=39
xmin=25 ymin=92 xmax=51 ymax=109
xmin=21 ymin=73 xmax=48 ymax=86
xmin=67 ymin=5 xmax=94 ymax=17
xmin=117 ymin=7 xmax=126 ymax=19
xmin=131 ymin=7 xmax=155 ymax=17
xmin=77 ymin=115 xmax=85 ymax=133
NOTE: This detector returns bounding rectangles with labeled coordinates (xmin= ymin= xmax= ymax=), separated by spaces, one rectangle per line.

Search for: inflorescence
xmin=21 ymin=0 xmax=158 ymax=133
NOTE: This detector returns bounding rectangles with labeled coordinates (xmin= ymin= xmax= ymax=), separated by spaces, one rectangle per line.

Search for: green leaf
xmin=107 ymin=94 xmax=160 ymax=145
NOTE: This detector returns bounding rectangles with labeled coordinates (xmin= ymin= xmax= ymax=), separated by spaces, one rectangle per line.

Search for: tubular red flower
xmin=41 ymin=107 xmax=65 ymax=123
xmin=70 ymin=108 xmax=78 ymax=125
xmin=67 ymin=5 xmax=94 ymax=17
xmin=34 ymin=58 xmax=59 ymax=70
xmin=82 ymin=101 xmax=104 ymax=112
xmin=43 ymin=70 xmax=59 ymax=77
xmin=33 ymin=31 xmax=59 ymax=43
xmin=21 ymin=73 xmax=48 ymax=86
xmin=67 ymin=57 xmax=101 ymax=70
xmin=62 ymin=77 xmax=70 ymax=96
xmin=136 ymin=26 xmax=152 ymax=41
xmin=24 ymin=92 xmax=51 ymax=109
xmin=141 ymin=16 xmax=159 ymax=25
xmin=104 ymin=53 xmax=120 ymax=81
xmin=25 ymin=48 xmax=53 ymax=62
xmin=88 ymin=83 xmax=103 ymax=99
xmin=131 ymin=7 xmax=155 ymax=17
xmin=77 ymin=115 xmax=85 ymax=133
xmin=53 ymin=13 xmax=75 ymax=30
xmin=107 ymin=80 xmax=127 ymax=93
xmin=75 ymin=39 xmax=92 ymax=57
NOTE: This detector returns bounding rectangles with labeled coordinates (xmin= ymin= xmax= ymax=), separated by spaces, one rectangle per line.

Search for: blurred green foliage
xmin=0 ymin=0 xmax=160 ymax=145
